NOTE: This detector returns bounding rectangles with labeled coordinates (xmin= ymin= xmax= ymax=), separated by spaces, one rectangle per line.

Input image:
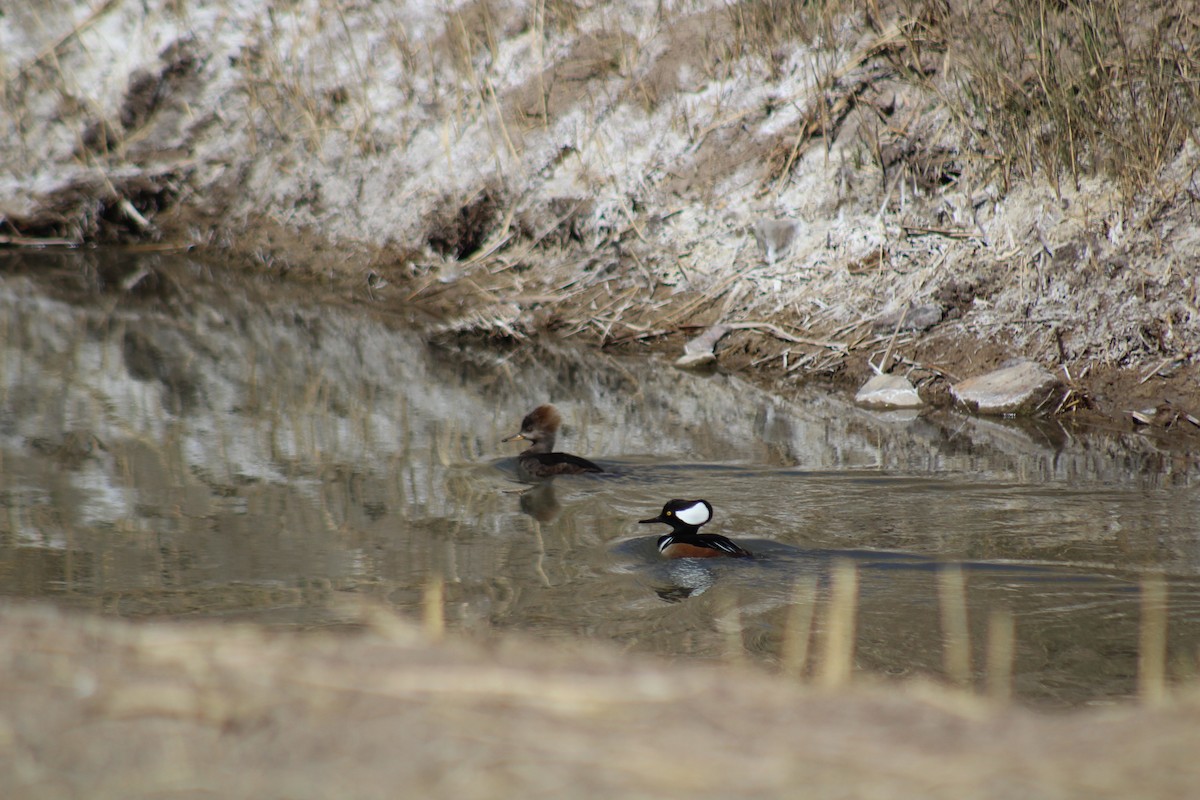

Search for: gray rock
xmin=872 ymin=303 xmax=943 ymax=333
xmin=855 ymin=373 xmax=923 ymax=409
xmin=674 ymin=324 xmax=731 ymax=369
xmin=751 ymin=218 xmax=797 ymax=265
xmin=951 ymin=361 xmax=1061 ymax=415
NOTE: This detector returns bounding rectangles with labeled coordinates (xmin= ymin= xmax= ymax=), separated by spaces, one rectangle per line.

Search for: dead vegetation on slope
xmin=2 ymin=1 xmax=1199 ymax=429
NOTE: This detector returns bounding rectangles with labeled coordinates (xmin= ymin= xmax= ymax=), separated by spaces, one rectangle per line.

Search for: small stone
xmin=951 ymin=361 xmax=1060 ymax=415
xmin=855 ymin=373 xmax=923 ymax=409
xmin=674 ymin=351 xmax=716 ymax=369
xmin=751 ymin=218 xmax=797 ymax=266
xmin=1131 ymin=403 xmax=1200 ymax=428
xmin=674 ymin=324 xmax=730 ymax=370
xmin=872 ymin=303 xmax=943 ymax=333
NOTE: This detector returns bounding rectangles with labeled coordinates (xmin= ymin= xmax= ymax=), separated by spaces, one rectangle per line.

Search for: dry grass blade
xmin=938 ymin=564 xmax=971 ymax=687
xmin=12 ymin=0 xmax=121 ymax=81
xmin=0 ymin=234 xmax=80 ymax=247
xmin=423 ymin=574 xmax=445 ymax=640
xmin=817 ymin=559 xmax=858 ymax=688
xmin=901 ymin=225 xmax=981 ymax=241
xmin=726 ymin=321 xmax=850 ymax=351
xmin=781 ymin=576 xmax=818 ymax=679
xmin=1138 ymin=573 xmax=1168 ymax=706
xmin=986 ymin=608 xmax=1015 ymax=704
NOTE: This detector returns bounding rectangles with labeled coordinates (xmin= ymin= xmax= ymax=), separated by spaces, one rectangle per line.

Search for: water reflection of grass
xmin=481 ymin=558 xmax=1178 ymax=706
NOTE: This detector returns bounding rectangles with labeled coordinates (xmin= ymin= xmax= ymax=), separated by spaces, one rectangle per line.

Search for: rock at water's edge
xmin=674 ymin=324 xmax=730 ymax=370
xmin=951 ymin=361 xmax=1061 ymax=415
xmin=855 ymin=373 xmax=923 ymax=409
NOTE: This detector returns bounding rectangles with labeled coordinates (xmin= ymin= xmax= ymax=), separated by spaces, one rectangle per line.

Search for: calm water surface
xmin=3 ymin=251 xmax=1199 ymax=707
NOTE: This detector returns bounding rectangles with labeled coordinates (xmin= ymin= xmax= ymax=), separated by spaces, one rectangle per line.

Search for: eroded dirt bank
xmin=4 ymin=602 xmax=1199 ymax=800
xmin=3 ymin=1 xmax=1200 ymax=438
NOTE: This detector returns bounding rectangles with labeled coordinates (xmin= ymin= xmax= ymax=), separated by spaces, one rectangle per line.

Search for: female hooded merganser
xmin=502 ymin=404 xmax=603 ymax=480
xmin=639 ymin=499 xmax=752 ymax=559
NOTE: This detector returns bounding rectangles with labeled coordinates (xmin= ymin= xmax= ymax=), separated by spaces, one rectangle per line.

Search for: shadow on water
xmin=3 ymin=249 xmax=1200 ymax=706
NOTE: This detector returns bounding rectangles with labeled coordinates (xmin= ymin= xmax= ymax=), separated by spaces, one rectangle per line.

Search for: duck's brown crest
xmin=524 ymin=404 xmax=562 ymax=430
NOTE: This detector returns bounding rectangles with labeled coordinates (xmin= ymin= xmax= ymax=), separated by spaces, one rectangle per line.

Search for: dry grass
xmin=931 ymin=0 xmax=1199 ymax=205
xmin=727 ymin=0 xmax=861 ymax=75
xmin=729 ymin=0 xmax=1200 ymax=207
xmin=893 ymin=0 xmax=1199 ymax=205
xmin=3 ymin=593 xmax=1198 ymax=799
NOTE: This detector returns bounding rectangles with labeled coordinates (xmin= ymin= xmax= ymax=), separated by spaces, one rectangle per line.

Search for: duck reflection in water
xmin=653 ymin=561 xmax=718 ymax=602
xmin=517 ymin=482 xmax=561 ymax=522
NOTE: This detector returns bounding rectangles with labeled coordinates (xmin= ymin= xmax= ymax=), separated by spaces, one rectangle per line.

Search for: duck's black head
xmin=639 ymin=499 xmax=713 ymax=532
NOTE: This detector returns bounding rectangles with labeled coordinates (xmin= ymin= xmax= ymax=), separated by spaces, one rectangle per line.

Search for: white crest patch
xmin=675 ymin=501 xmax=711 ymax=526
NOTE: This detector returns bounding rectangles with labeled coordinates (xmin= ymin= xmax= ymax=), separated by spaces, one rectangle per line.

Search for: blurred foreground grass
xmin=2 ymin=594 xmax=1197 ymax=800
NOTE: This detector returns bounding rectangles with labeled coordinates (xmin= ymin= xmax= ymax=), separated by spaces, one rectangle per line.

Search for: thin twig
xmin=724 ymin=321 xmax=848 ymax=350
xmin=901 ymin=225 xmax=983 ymax=241
xmin=15 ymin=0 xmax=121 ymax=80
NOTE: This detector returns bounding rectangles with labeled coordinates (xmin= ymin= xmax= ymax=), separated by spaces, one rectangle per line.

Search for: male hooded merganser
xmin=502 ymin=404 xmax=603 ymax=480
xmin=639 ymin=499 xmax=752 ymax=559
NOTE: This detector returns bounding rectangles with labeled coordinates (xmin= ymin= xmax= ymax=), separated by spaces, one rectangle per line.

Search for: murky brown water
xmin=3 ymin=250 xmax=1199 ymax=707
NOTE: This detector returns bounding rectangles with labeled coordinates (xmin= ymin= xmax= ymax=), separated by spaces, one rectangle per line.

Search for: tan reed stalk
xmin=422 ymin=574 xmax=445 ymax=640
xmin=780 ymin=576 xmax=818 ymax=679
xmin=717 ymin=591 xmax=745 ymax=666
xmin=938 ymin=564 xmax=971 ymax=687
xmin=817 ymin=559 xmax=857 ymax=687
xmin=530 ymin=521 xmax=551 ymax=587
xmin=1138 ymin=573 xmax=1168 ymax=706
xmin=986 ymin=608 xmax=1015 ymax=704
